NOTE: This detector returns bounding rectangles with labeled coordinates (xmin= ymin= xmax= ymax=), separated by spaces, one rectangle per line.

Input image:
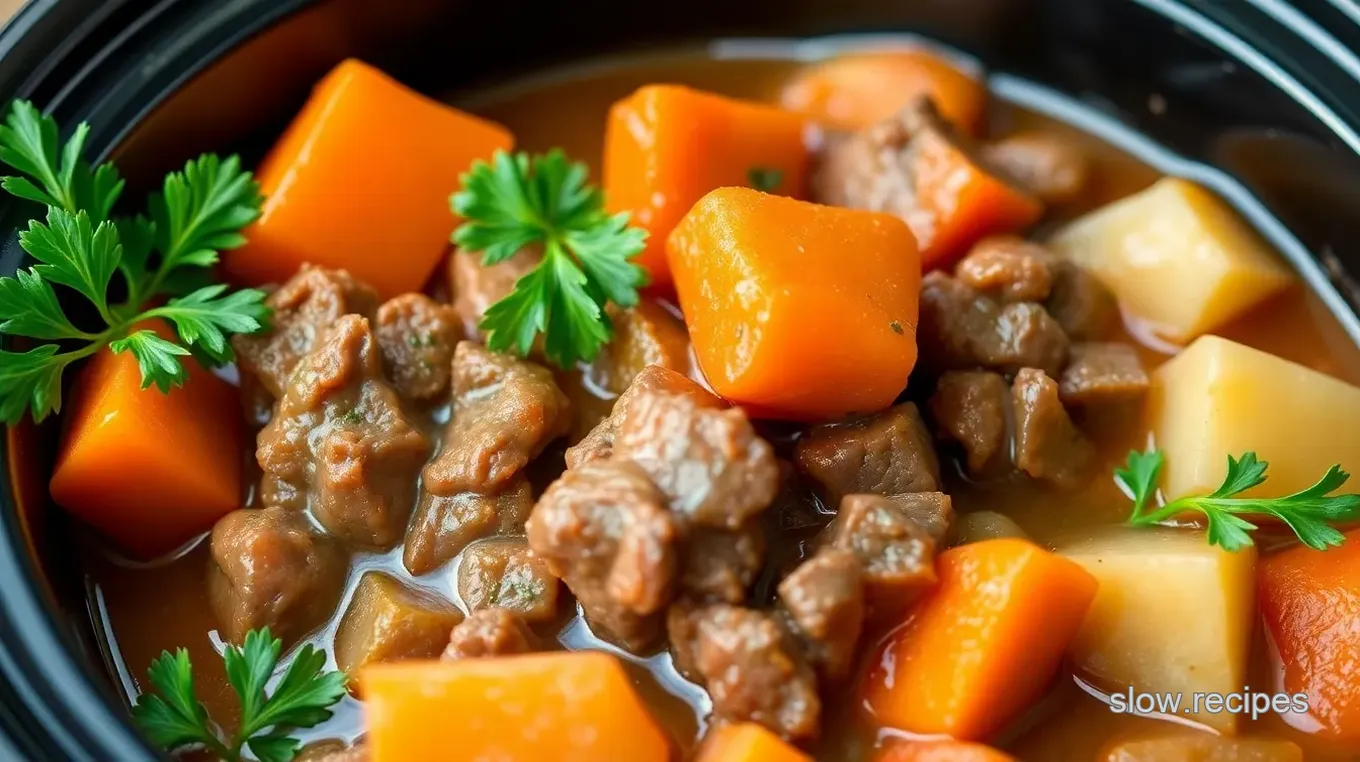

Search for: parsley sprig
xmin=131 ymin=628 xmax=347 ymax=762
xmin=0 ymin=100 xmax=270 ymax=424
xmin=451 ymin=149 xmax=648 ymax=367
xmin=1119 ymin=449 xmax=1360 ymax=551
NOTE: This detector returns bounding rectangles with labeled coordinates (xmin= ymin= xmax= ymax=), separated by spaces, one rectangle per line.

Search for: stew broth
xmin=84 ymin=44 xmax=1360 ymax=761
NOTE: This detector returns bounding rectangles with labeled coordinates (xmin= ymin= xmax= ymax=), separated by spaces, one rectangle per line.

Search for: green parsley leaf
xmin=0 ymin=99 xmax=270 ymax=424
xmin=747 ymin=166 xmax=784 ymax=193
xmin=1123 ymin=449 xmax=1360 ymax=551
xmin=132 ymin=628 xmax=346 ymax=762
xmin=451 ymin=149 xmax=648 ymax=366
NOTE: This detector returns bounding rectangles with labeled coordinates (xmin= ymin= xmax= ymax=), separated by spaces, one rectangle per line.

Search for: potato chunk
xmin=1060 ymin=527 xmax=1256 ymax=733
xmin=1048 ymin=178 xmax=1291 ymax=343
xmin=334 ymin=573 xmax=462 ymax=675
xmin=1148 ymin=335 xmax=1360 ymax=500
xmin=1103 ymin=734 xmax=1302 ymax=762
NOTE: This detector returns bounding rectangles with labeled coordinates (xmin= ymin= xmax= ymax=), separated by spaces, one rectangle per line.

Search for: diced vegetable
xmin=863 ymin=538 xmax=1098 ymax=739
xmin=780 ymin=49 xmax=986 ymax=133
xmin=333 ymin=573 xmax=463 ymax=676
xmin=1060 ymin=527 xmax=1256 ymax=733
xmin=667 ymin=187 xmax=920 ymax=421
xmin=1259 ymin=529 xmax=1360 ymax=742
xmin=876 ymin=741 xmax=1017 ymax=762
xmin=604 ymin=85 xmax=810 ymax=291
xmin=952 ymin=511 xmax=1029 ymax=545
xmin=693 ymin=723 xmax=812 ymax=762
xmin=49 ymin=326 xmax=243 ymax=558
xmin=1103 ymin=734 xmax=1303 ymax=762
xmin=1148 ymin=335 xmax=1360 ymax=501
xmin=225 ymin=59 xmax=512 ymax=298
xmin=1048 ymin=178 xmax=1292 ymax=343
xmin=362 ymin=652 xmax=670 ymax=762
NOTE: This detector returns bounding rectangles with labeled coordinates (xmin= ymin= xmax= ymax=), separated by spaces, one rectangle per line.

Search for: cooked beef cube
xmin=982 ymin=132 xmax=1090 ymax=206
xmin=566 ymin=365 xmax=722 ymax=470
xmin=295 ymin=742 xmax=369 ymax=762
xmin=443 ymin=608 xmax=538 ymax=660
xmin=526 ymin=460 xmax=680 ymax=652
xmin=1046 ymin=260 xmax=1118 ymax=340
xmin=457 ymin=537 xmax=560 ymax=623
xmin=918 ymin=272 xmax=1069 ymax=376
xmin=234 ymin=265 xmax=380 ymax=399
xmin=668 ymin=603 xmax=821 ymax=740
xmin=778 ymin=549 xmax=865 ymax=681
xmin=208 ymin=506 xmax=347 ymax=646
xmin=257 ymin=315 xmax=431 ymax=548
xmin=828 ymin=494 xmax=938 ymax=612
xmin=680 ymin=525 xmax=766 ymax=604
xmin=374 ymin=294 xmax=462 ymax=401
xmin=1059 ymin=343 xmax=1150 ymax=406
xmin=1012 ymin=368 xmax=1094 ymax=487
xmin=448 ymin=246 xmax=541 ymax=339
xmin=420 ymin=342 xmax=571 ymax=497
xmin=613 ymin=389 xmax=778 ymax=529
xmin=403 ymin=477 xmax=532 ymax=576
xmin=333 ymin=572 xmax=463 ymax=675
xmin=795 ymin=403 xmax=940 ymax=504
xmin=929 ymin=371 xmax=1010 ymax=475
xmin=955 ymin=236 xmax=1054 ymax=303
xmin=589 ymin=301 xmax=691 ymax=396
xmin=886 ymin=492 xmax=956 ymax=546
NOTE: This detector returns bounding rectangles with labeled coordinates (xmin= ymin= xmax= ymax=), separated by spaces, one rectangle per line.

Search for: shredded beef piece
xmin=566 ymin=365 xmax=722 ymax=470
xmin=374 ymin=294 xmax=462 ymax=401
xmin=827 ymin=494 xmax=939 ymax=613
xmin=795 ymin=403 xmax=940 ymax=504
xmin=1012 ymin=367 xmax=1095 ymax=487
xmin=928 ymin=370 xmax=1010 ymax=475
xmin=443 ymin=608 xmax=538 ymax=660
xmin=1059 ymin=342 xmax=1149 ymax=406
xmin=955 ymin=236 xmax=1054 ymax=303
xmin=778 ymin=549 xmax=865 ymax=681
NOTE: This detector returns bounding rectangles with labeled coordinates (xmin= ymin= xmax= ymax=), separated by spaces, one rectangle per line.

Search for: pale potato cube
xmin=1060 ymin=527 xmax=1257 ymax=733
xmin=334 ymin=572 xmax=462 ymax=676
xmin=1149 ymin=335 xmax=1360 ymax=500
xmin=1049 ymin=178 xmax=1291 ymax=343
xmin=1104 ymin=734 xmax=1302 ymax=762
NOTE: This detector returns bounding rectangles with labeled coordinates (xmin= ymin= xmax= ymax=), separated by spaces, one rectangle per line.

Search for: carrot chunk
xmin=1259 ymin=531 xmax=1360 ymax=742
xmin=863 ymin=538 xmax=1098 ymax=740
xmin=694 ymin=723 xmax=812 ymax=762
xmin=225 ymin=59 xmax=512 ymax=298
xmin=604 ymin=84 xmax=810 ymax=291
xmin=361 ymin=652 xmax=670 ymax=762
xmin=49 ymin=325 xmax=243 ymax=558
xmin=781 ymin=50 xmax=987 ymax=133
xmin=877 ymin=741 xmax=1018 ymax=762
xmin=667 ymin=187 xmax=921 ymax=421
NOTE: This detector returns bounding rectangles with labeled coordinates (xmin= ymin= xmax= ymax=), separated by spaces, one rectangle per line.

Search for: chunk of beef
xmin=1046 ymin=260 xmax=1118 ymax=340
xmin=955 ymin=236 xmax=1054 ymax=303
xmin=928 ymin=371 xmax=1010 ymax=474
xmin=257 ymin=315 xmax=431 ymax=548
xmin=421 ymin=342 xmax=571 ymax=497
xmin=827 ymin=494 xmax=938 ymax=612
xmin=982 ymin=132 xmax=1090 ymax=206
xmin=795 ymin=403 xmax=940 ymax=504
xmin=680 ymin=525 xmax=766 ymax=604
xmin=1012 ymin=368 xmax=1094 ymax=487
xmin=566 ymin=365 xmax=722 ymax=470
xmin=443 ymin=608 xmax=538 ymax=660
xmin=449 ymin=246 xmax=541 ymax=339
xmin=613 ymin=389 xmax=778 ymax=529
xmin=403 ymin=477 xmax=532 ymax=575
xmin=668 ymin=603 xmax=821 ymax=740
xmin=295 ymin=742 xmax=369 ymax=762
xmin=918 ymin=272 xmax=1069 ymax=376
xmin=333 ymin=572 xmax=462 ymax=674
xmin=811 ymin=97 xmax=1029 ymax=259
xmin=1059 ymin=343 xmax=1149 ymax=406
xmin=778 ymin=549 xmax=865 ymax=681
xmin=457 ymin=537 xmax=560 ymax=623
xmin=374 ymin=294 xmax=462 ymax=401
xmin=526 ymin=460 xmax=680 ymax=652
xmin=886 ymin=492 xmax=956 ymax=546
xmin=234 ymin=265 xmax=380 ymax=399
xmin=208 ymin=506 xmax=347 ymax=646
xmin=589 ymin=301 xmax=691 ymax=396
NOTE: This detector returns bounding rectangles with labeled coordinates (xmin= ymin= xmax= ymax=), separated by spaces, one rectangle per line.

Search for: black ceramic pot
xmin=2 ymin=0 xmax=1360 ymax=759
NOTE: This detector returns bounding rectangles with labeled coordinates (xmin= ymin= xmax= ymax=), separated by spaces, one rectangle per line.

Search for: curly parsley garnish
xmin=0 ymin=100 xmax=270 ymax=424
xmin=1120 ymin=449 xmax=1360 ymax=551
xmin=131 ymin=628 xmax=346 ymax=762
xmin=450 ymin=149 xmax=648 ymax=367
